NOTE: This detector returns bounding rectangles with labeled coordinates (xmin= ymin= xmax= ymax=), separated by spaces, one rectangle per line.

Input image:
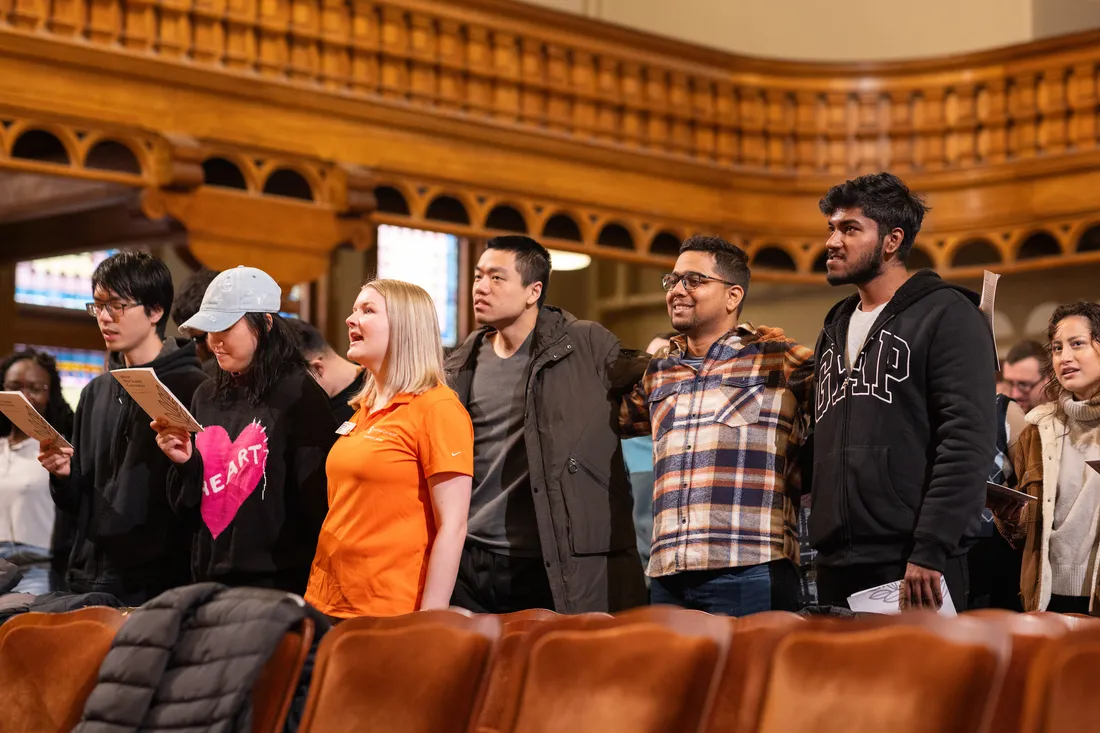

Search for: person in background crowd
xmin=621 ymin=236 xmax=814 ymax=616
xmin=621 ymin=333 xmax=675 ymax=581
xmin=1002 ymin=340 xmax=1050 ymax=414
xmin=996 ymin=367 xmax=1013 ymax=399
xmin=171 ymin=267 xmax=220 ymax=378
xmin=968 ymin=392 xmax=1027 ymax=610
xmin=997 ymin=303 xmax=1100 ymax=614
xmin=1 ymin=349 xmax=75 ymax=594
xmin=306 ymin=280 xmax=472 ymax=618
xmin=39 ymin=252 xmax=206 ymax=605
xmin=446 ymin=235 xmax=649 ymax=614
xmin=286 ymin=318 xmax=366 ymax=424
xmin=153 ymin=266 xmax=335 ymax=594
xmin=810 ymin=172 xmax=996 ymax=611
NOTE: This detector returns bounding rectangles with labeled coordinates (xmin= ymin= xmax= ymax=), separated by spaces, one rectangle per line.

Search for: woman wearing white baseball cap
xmin=152 ymin=266 xmax=337 ymax=594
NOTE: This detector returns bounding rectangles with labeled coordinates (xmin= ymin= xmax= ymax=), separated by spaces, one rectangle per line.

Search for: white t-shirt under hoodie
xmin=0 ymin=435 xmax=54 ymax=550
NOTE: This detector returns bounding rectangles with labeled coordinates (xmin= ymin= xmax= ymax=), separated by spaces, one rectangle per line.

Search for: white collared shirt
xmin=0 ymin=435 xmax=54 ymax=550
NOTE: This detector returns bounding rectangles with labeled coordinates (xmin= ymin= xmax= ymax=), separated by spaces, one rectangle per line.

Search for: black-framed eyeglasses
xmin=661 ymin=272 xmax=738 ymax=292
xmin=3 ymin=381 xmax=49 ymax=396
xmin=85 ymin=301 xmax=142 ymax=319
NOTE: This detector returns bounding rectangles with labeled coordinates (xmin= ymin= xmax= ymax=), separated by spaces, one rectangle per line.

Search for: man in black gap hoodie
xmin=810 ymin=173 xmax=996 ymax=611
xmin=39 ymin=252 xmax=207 ymax=605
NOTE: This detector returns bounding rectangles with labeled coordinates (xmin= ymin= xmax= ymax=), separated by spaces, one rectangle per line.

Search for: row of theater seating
xmin=1 ymin=605 xmax=1098 ymax=733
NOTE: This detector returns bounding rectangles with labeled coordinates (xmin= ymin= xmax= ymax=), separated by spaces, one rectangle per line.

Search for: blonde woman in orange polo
xmin=305 ymin=279 xmax=473 ymax=618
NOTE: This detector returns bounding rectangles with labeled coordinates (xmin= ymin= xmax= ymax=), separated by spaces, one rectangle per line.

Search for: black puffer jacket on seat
xmin=75 ymin=583 xmax=328 ymax=733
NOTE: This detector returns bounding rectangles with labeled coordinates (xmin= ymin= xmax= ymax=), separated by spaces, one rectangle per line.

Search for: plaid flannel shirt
xmin=620 ymin=325 xmax=815 ymax=578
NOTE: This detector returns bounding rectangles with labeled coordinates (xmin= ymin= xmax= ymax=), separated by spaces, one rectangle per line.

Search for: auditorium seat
xmin=753 ymin=617 xmax=1009 ymax=733
xmin=1019 ymin=628 xmax=1100 ymax=733
xmin=250 ymin=617 xmax=316 ymax=733
xmin=298 ymin=610 xmax=500 ymax=733
xmin=0 ymin=607 xmax=125 ymax=733
xmin=500 ymin=606 xmax=729 ymax=733
xmin=702 ymin=611 xmax=804 ymax=733
xmin=964 ymin=610 xmax=1070 ymax=733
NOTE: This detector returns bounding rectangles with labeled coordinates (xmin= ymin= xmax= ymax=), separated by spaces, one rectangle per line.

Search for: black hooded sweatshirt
xmin=50 ymin=339 xmax=208 ymax=605
xmin=808 ymin=270 xmax=997 ymax=574
xmin=166 ymin=368 xmax=335 ymax=594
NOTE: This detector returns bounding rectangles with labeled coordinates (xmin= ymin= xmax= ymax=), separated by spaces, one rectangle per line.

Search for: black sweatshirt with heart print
xmin=166 ymin=368 xmax=336 ymax=594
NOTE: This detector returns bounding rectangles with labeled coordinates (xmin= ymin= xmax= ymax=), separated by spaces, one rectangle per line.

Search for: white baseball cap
xmin=179 ymin=266 xmax=282 ymax=335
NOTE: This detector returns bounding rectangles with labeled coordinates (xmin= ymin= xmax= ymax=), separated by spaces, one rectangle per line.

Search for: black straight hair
xmin=213 ymin=314 xmax=311 ymax=406
xmin=285 ymin=317 xmax=330 ymax=358
xmin=0 ymin=348 xmax=75 ymax=440
xmin=818 ymin=172 xmax=930 ymax=262
xmin=171 ymin=268 xmax=219 ymax=328
xmin=678 ymin=235 xmax=751 ymax=296
xmin=91 ymin=251 xmax=174 ymax=339
xmin=486 ymin=235 xmax=552 ymax=308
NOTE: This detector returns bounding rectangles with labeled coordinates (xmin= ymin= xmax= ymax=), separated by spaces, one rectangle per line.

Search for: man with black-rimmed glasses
xmin=39 ymin=251 xmax=206 ymax=604
xmin=620 ymin=235 xmax=815 ymax=615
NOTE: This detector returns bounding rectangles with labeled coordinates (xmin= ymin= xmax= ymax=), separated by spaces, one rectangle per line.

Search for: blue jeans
xmin=0 ymin=541 xmax=52 ymax=596
xmin=649 ymin=560 xmax=800 ymax=617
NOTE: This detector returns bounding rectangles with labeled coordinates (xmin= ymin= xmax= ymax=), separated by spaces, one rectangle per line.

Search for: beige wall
xmin=520 ymin=0 xmax=1100 ymax=61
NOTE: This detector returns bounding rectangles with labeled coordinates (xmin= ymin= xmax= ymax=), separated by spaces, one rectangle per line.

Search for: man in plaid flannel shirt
xmin=620 ymin=236 xmax=815 ymax=615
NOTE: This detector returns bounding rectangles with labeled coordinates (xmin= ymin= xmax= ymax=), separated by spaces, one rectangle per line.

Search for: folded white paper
xmin=847 ymin=577 xmax=957 ymax=617
xmin=0 ymin=391 xmax=73 ymax=450
xmin=111 ymin=368 xmax=204 ymax=433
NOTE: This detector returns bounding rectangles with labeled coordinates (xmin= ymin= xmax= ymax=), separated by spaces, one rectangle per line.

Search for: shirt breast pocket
xmin=715 ymin=375 xmax=767 ymax=428
xmin=647 ymin=382 xmax=681 ymax=441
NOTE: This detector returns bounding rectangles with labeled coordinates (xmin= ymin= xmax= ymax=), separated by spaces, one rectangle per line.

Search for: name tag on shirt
xmin=335 ymin=421 xmax=356 ymax=435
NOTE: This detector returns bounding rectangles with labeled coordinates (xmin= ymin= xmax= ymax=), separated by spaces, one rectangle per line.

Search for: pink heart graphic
xmin=195 ymin=421 xmax=269 ymax=539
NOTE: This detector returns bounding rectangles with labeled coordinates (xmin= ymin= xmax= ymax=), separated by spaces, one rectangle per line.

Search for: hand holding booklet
xmin=847 ymin=577 xmax=957 ymax=617
xmin=0 ymin=391 xmax=73 ymax=450
xmin=111 ymin=368 xmax=204 ymax=433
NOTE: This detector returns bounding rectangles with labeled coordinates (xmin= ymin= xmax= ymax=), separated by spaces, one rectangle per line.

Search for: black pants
xmin=450 ymin=542 xmax=555 ymax=614
xmin=816 ymin=555 xmax=969 ymax=612
xmin=967 ymin=531 xmax=1023 ymax=611
xmin=1048 ymin=595 xmax=1091 ymax=614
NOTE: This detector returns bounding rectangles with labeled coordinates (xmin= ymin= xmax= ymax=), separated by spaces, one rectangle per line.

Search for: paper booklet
xmin=987 ymin=481 xmax=1038 ymax=504
xmin=0 ymin=391 xmax=74 ymax=450
xmin=979 ymin=270 xmax=1000 ymax=344
xmin=847 ymin=577 xmax=957 ymax=617
xmin=111 ymin=368 xmax=204 ymax=433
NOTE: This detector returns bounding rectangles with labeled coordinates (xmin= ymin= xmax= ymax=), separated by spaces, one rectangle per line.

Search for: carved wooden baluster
xmin=348 ymin=0 xmax=379 ymax=95
xmin=1037 ymin=69 xmax=1068 ymax=155
xmin=466 ymin=26 xmax=493 ymax=116
xmin=769 ymin=91 xmax=796 ymax=171
xmin=793 ymin=91 xmax=818 ymax=173
xmin=545 ymin=43 xmax=570 ymax=133
xmin=571 ymin=49 xmax=597 ymax=137
xmin=436 ymin=18 xmax=464 ymax=111
xmin=824 ymin=91 xmax=848 ymax=174
xmin=288 ymin=0 xmax=320 ymax=83
xmin=942 ymin=89 xmax=960 ymax=167
xmin=692 ymin=78 xmax=717 ymax=162
xmin=191 ymin=0 xmax=227 ymax=64
xmin=594 ymin=55 xmax=621 ymax=144
xmin=714 ymin=82 xmax=736 ymax=167
xmin=409 ymin=13 xmax=439 ymax=106
xmin=157 ymin=0 xmax=194 ymax=59
xmin=740 ymin=87 xmax=766 ymax=168
xmin=9 ymin=0 xmax=46 ymax=31
xmin=887 ymin=91 xmax=914 ymax=173
xmin=318 ymin=0 xmax=350 ymax=91
xmin=85 ymin=0 xmax=120 ymax=44
xmin=257 ymin=0 xmax=290 ymax=78
xmin=854 ymin=91 xmax=883 ymax=171
xmin=517 ymin=36 xmax=546 ymax=128
xmin=121 ymin=0 xmax=156 ymax=51
xmin=644 ymin=67 xmax=669 ymax=153
xmin=492 ymin=30 xmax=521 ymax=122
xmin=814 ymin=93 xmax=830 ymax=171
xmin=667 ymin=72 xmax=692 ymax=155
xmin=224 ymin=0 xmax=258 ymax=72
xmin=920 ymin=89 xmax=947 ymax=171
xmin=620 ymin=62 xmax=644 ymax=147
xmin=980 ymin=79 xmax=1008 ymax=163
xmin=950 ymin=86 xmax=978 ymax=166
xmin=379 ymin=5 xmax=409 ymax=100
xmin=1067 ymin=62 xmax=1098 ymax=151
xmin=48 ymin=0 xmax=86 ymax=37
xmin=0 ymin=0 xmax=11 ymax=26
xmin=1008 ymin=72 xmax=1039 ymax=159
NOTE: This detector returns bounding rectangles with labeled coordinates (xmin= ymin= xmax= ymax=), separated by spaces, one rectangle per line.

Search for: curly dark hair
xmin=1042 ymin=301 xmax=1100 ymax=405
xmin=819 ymin=172 xmax=930 ymax=262
xmin=0 ymin=348 xmax=75 ymax=440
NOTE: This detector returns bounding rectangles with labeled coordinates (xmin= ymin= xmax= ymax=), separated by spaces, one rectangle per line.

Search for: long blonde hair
xmin=351 ymin=279 xmax=446 ymax=410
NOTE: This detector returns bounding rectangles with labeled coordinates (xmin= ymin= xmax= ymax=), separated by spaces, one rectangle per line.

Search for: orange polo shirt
xmin=305 ymin=383 xmax=473 ymax=618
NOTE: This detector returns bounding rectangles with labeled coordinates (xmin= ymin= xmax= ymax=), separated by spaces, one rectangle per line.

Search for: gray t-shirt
xmin=467 ymin=332 xmax=542 ymax=556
